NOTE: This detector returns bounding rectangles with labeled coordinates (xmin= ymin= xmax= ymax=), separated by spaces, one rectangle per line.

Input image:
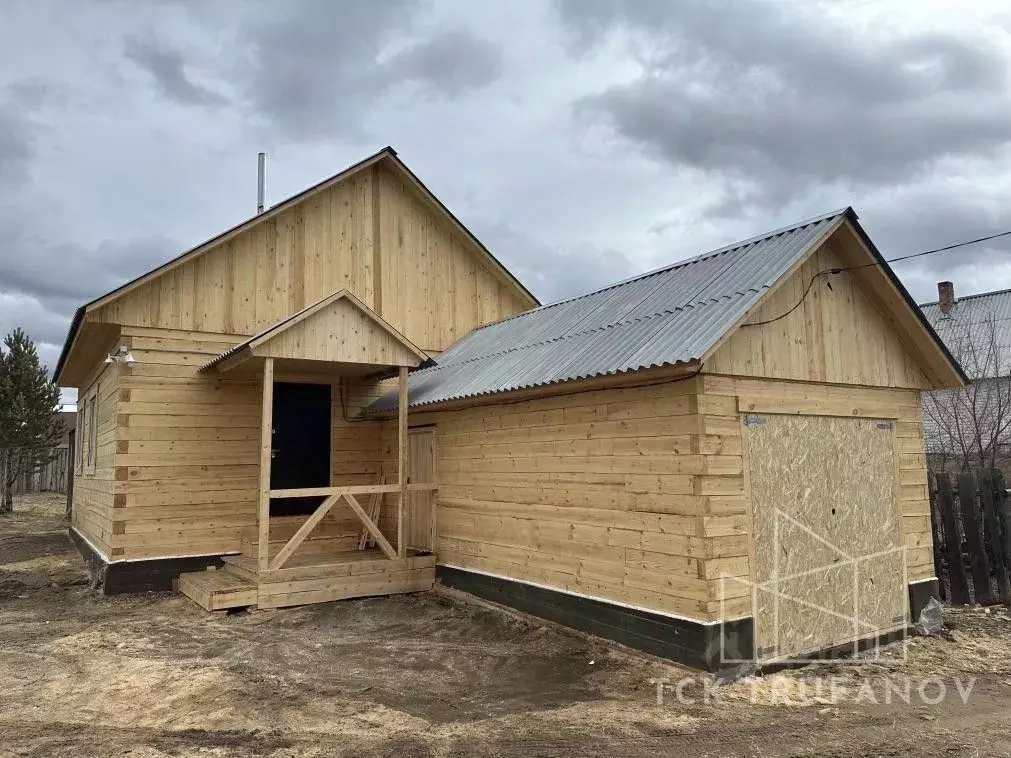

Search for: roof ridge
xmin=469 ymin=207 xmax=851 ymax=333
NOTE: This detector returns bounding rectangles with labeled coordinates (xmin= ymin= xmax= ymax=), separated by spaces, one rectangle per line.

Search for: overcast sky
xmin=4 ymin=0 xmax=1011 ymax=407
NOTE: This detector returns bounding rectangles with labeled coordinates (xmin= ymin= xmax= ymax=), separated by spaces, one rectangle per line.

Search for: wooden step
xmin=177 ymin=567 xmax=257 ymax=611
xmin=221 ymin=554 xmax=259 ymax=582
xmin=222 ymin=549 xmax=431 ymax=582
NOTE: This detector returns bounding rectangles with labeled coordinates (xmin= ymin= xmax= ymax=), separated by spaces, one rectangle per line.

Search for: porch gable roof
xmin=200 ymin=289 xmax=428 ymax=373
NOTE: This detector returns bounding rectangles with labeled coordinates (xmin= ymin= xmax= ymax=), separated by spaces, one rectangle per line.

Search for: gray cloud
xmin=479 ymin=221 xmax=638 ymax=303
xmin=0 ymin=293 xmax=72 ymax=350
xmin=558 ymin=0 xmax=1011 ymax=212
xmin=383 ymin=31 xmax=502 ymax=98
xmin=5 ymin=0 xmax=1011 ymax=399
xmin=123 ymin=35 xmax=228 ymax=106
xmin=0 ymin=87 xmax=39 ymax=189
xmin=0 ymin=228 xmax=178 ymax=313
xmin=234 ymin=0 xmax=502 ymax=139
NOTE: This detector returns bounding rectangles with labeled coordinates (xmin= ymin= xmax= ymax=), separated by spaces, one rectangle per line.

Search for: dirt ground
xmin=3 ymin=494 xmax=1011 ymax=757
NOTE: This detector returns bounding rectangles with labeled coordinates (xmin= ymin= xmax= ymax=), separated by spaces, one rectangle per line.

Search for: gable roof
xmin=920 ymin=287 xmax=1011 ymax=380
xmin=200 ymin=289 xmax=428 ymax=372
xmin=54 ymin=146 xmax=538 ymax=383
xmin=372 ymin=207 xmax=965 ymax=410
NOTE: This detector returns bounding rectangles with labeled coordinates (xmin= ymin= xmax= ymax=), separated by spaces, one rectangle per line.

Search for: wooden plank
xmin=979 ymin=469 xmax=1011 ymax=604
xmin=268 ymin=492 xmax=342 ymax=571
xmin=957 ymin=472 xmax=993 ymax=605
xmin=358 ymin=472 xmax=386 ymax=551
xmin=928 ymin=474 xmax=946 ymax=598
xmin=344 ymin=492 xmax=397 ymax=560
xmin=936 ymin=474 xmax=970 ymax=604
xmin=398 ymin=365 xmax=408 ymax=558
xmin=996 ymin=470 xmax=1011 ymax=595
xmin=258 ymin=358 xmax=274 ymax=572
xmin=269 ymin=484 xmax=400 ymax=498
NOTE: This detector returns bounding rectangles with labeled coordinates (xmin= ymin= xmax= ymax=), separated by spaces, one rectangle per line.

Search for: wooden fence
xmin=929 ymin=469 xmax=1011 ymax=605
xmin=1 ymin=448 xmax=71 ymax=496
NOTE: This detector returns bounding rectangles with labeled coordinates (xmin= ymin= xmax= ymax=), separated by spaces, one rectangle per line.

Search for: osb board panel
xmin=256 ymin=296 xmax=420 ymax=366
xmin=706 ymin=239 xmax=930 ymax=389
xmin=746 ymin=414 xmax=905 ymax=661
xmin=698 ymin=375 xmax=933 ymax=583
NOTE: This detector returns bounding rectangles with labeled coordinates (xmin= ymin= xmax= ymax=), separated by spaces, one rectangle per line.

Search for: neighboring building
xmin=919 ymin=283 xmax=1011 ymax=474
xmin=57 ymin=410 xmax=76 ymax=449
xmin=56 ymin=149 xmax=963 ymax=670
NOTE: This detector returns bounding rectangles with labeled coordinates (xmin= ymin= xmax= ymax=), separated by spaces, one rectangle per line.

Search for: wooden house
xmin=56 ymin=149 xmax=963 ymax=670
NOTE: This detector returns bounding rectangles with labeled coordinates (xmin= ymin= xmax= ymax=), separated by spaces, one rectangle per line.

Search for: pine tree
xmin=0 ymin=329 xmax=63 ymax=514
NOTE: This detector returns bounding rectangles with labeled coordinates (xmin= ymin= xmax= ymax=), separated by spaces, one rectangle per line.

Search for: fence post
xmin=994 ymin=470 xmax=1011 ymax=595
xmin=928 ymin=473 xmax=946 ymax=599
xmin=66 ymin=431 xmax=75 ymax=516
xmin=979 ymin=469 xmax=1011 ymax=604
xmin=936 ymin=473 xmax=971 ymax=604
xmin=958 ymin=472 xmax=994 ymax=604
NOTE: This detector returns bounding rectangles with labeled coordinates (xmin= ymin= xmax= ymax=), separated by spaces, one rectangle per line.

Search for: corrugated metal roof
xmin=372 ymin=208 xmax=850 ymax=410
xmin=920 ymin=288 xmax=1011 ymax=379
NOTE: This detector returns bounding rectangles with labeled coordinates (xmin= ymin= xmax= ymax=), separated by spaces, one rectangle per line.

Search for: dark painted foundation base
xmin=436 ymin=565 xmax=753 ymax=672
xmin=438 ymin=567 xmax=935 ymax=672
xmin=69 ymin=528 xmax=224 ymax=595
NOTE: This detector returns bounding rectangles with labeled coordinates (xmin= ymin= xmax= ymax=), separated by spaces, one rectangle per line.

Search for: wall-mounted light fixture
xmin=104 ymin=346 xmax=136 ymax=366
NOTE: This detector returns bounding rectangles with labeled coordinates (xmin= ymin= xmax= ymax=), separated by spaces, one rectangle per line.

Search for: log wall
xmin=404 ymin=370 xmax=930 ymax=623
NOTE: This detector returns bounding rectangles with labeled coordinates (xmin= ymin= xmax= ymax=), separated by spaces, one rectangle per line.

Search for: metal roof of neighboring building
xmin=372 ymin=208 xmax=853 ymax=410
xmin=920 ymin=287 xmax=1011 ymax=380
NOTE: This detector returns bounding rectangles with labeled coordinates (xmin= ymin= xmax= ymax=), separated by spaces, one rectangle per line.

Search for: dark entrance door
xmin=270 ymin=382 xmax=331 ymax=516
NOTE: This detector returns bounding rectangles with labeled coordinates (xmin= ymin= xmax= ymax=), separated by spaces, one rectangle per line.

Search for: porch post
xmin=258 ymin=358 xmax=275 ymax=572
xmin=397 ymin=365 xmax=408 ymax=559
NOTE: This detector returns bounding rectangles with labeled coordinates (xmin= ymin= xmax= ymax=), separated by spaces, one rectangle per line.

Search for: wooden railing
xmin=266 ymin=482 xmax=438 ymax=571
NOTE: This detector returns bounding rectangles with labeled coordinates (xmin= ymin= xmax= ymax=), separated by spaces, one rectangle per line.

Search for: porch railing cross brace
xmin=267 ymin=488 xmax=398 ymax=572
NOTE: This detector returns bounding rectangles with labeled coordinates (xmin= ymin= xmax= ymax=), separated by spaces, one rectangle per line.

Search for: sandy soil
xmin=2 ymin=493 xmax=1011 ymax=757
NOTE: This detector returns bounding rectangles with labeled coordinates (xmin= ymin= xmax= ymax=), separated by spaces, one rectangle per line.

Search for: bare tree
xmin=924 ymin=311 xmax=1011 ymax=474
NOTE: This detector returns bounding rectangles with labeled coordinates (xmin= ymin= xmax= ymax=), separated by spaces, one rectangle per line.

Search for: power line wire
xmin=743 ymin=227 xmax=1011 ymax=328
xmin=852 ymin=228 xmax=1011 ymax=271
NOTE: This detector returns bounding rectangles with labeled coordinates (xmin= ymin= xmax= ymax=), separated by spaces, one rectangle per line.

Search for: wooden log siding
xmin=71 ymin=360 xmax=122 ymax=557
xmin=90 ymin=165 xmax=531 ymax=355
xmin=92 ymin=325 xmax=395 ymax=561
xmin=108 ymin=327 xmax=260 ymax=560
xmin=402 ymin=372 xmax=932 ymax=623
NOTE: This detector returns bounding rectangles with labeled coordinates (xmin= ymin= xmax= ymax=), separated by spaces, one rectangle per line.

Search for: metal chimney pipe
xmin=256 ymin=152 xmax=265 ymax=214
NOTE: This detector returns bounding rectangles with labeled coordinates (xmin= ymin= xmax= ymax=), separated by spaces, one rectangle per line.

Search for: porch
xmin=176 ymin=290 xmax=437 ymax=611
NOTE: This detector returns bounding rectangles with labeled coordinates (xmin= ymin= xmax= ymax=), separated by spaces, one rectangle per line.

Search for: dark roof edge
xmin=843 ymin=208 xmax=969 ymax=384
xmin=53 ymin=305 xmax=86 ymax=384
